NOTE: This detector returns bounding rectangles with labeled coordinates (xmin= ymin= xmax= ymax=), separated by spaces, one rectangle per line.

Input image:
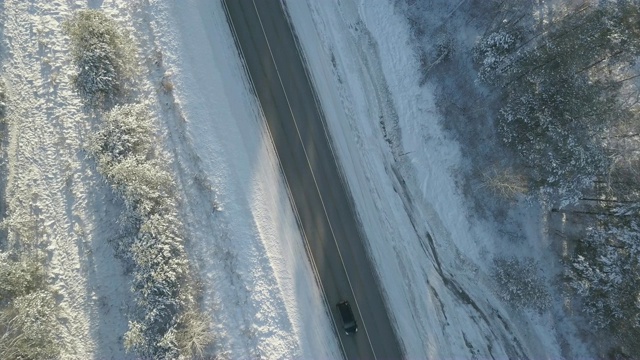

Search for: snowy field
xmin=1 ymin=1 xmax=133 ymax=357
xmin=0 ymin=0 xmax=595 ymax=358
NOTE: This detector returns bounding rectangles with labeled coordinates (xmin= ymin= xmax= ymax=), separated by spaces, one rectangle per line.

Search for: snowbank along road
xmin=222 ymin=0 xmax=404 ymax=359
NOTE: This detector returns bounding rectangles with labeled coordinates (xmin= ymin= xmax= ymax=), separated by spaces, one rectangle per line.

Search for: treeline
xmin=65 ymin=10 xmax=211 ymax=359
xmin=473 ymin=1 xmax=640 ymax=355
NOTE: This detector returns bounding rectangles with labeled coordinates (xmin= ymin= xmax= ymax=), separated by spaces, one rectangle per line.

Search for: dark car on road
xmin=336 ymin=300 xmax=358 ymax=335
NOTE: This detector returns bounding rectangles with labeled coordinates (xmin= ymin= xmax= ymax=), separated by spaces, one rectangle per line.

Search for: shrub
xmin=0 ymin=254 xmax=45 ymax=303
xmin=90 ymin=103 xmax=211 ymax=358
xmin=0 ymin=290 xmax=60 ymax=360
xmin=64 ymin=10 xmax=136 ymax=104
xmin=175 ymin=310 xmax=214 ymax=359
xmin=492 ymin=256 xmax=551 ymax=312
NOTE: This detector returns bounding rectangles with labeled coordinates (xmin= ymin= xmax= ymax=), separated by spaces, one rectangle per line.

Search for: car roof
xmin=337 ymin=301 xmax=354 ymax=318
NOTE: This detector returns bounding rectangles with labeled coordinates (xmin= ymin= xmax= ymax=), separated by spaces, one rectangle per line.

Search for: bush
xmin=492 ymin=256 xmax=551 ymax=313
xmin=64 ymin=10 xmax=136 ymax=104
xmin=0 ymin=290 xmax=60 ymax=360
xmin=90 ymin=103 xmax=211 ymax=358
xmin=0 ymin=254 xmax=45 ymax=303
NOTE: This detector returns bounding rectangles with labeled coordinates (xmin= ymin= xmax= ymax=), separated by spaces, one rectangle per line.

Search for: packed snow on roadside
xmin=284 ymin=0 xmax=590 ymax=358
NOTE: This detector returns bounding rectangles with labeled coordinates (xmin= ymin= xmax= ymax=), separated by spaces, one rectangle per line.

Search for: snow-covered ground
xmin=2 ymin=0 xmax=339 ymax=358
xmin=284 ymin=0 xmax=590 ymax=358
xmin=136 ymin=0 xmax=339 ymax=358
xmin=0 ymin=0 xmax=592 ymax=358
xmin=2 ymin=1 xmax=133 ymax=358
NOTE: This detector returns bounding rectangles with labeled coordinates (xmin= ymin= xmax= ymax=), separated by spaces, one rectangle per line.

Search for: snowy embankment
xmin=284 ymin=0 xmax=584 ymax=358
xmin=129 ymin=0 xmax=340 ymax=358
xmin=2 ymin=0 xmax=340 ymax=358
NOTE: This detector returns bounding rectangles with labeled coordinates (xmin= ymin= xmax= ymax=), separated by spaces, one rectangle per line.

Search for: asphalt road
xmin=221 ymin=1 xmax=404 ymax=359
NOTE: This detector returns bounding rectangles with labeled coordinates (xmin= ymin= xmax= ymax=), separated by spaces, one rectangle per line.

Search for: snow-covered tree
xmin=472 ymin=30 xmax=519 ymax=84
xmin=89 ymin=103 xmax=175 ymax=216
xmin=492 ymin=256 xmax=551 ymax=313
xmin=123 ymin=320 xmax=146 ymax=354
xmin=175 ymin=309 xmax=214 ymax=359
xmin=120 ymin=211 xmax=191 ymax=358
xmin=90 ymin=103 xmax=155 ymax=167
xmin=64 ymin=10 xmax=136 ymax=104
xmin=474 ymin=2 xmax=640 ymax=205
xmin=0 ymin=290 xmax=60 ymax=359
xmin=497 ymin=75 xmax=615 ymax=204
xmin=481 ymin=165 xmax=529 ymax=200
xmin=568 ymin=220 xmax=640 ymax=347
xmin=90 ymin=103 xmax=211 ymax=358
